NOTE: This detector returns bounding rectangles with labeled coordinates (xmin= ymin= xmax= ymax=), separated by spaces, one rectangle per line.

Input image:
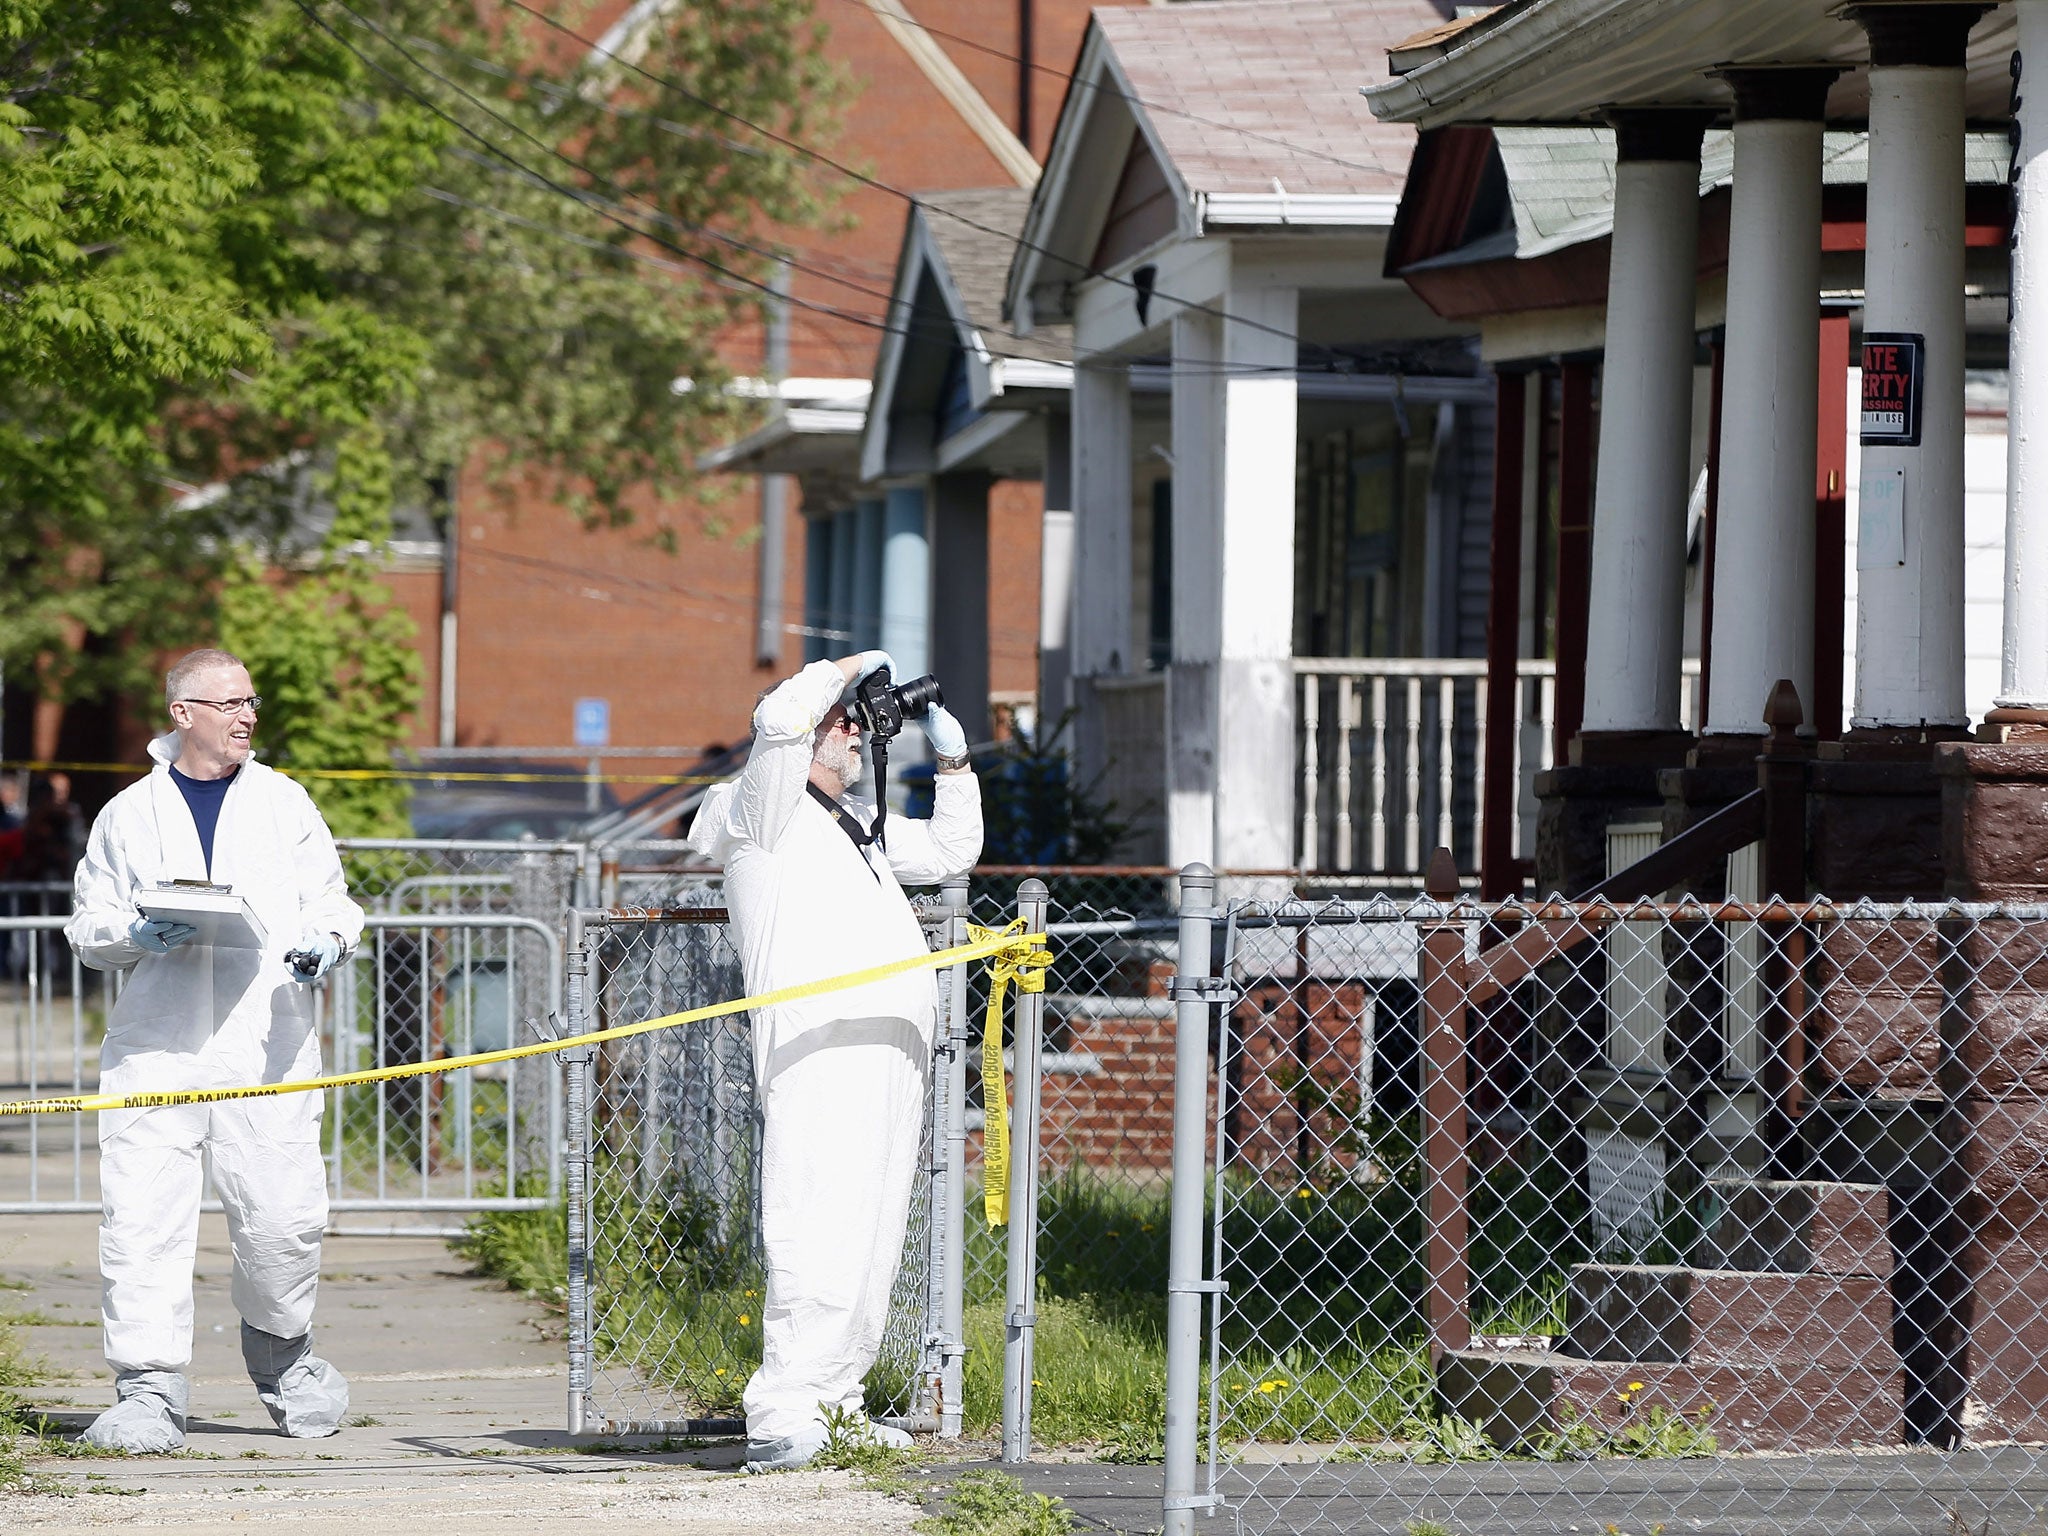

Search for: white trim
xmin=986 ymin=357 xmax=1074 ymax=395
xmin=935 ymin=409 xmax=1031 ymax=473
xmin=1198 ymin=191 xmax=1402 ymax=228
xmin=862 ymin=0 xmax=1039 ymax=188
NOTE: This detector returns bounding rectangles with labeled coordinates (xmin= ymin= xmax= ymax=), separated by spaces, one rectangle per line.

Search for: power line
xmin=495 ymin=0 xmax=1348 ymax=368
xmin=306 ymin=0 xmax=1400 ymax=390
xmin=811 ymin=0 xmax=1402 ymax=183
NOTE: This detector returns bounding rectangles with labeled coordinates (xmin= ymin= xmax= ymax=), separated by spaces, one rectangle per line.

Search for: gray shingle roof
xmin=1497 ymin=127 xmax=2012 ymax=258
xmin=1092 ymin=0 xmax=1444 ymax=198
xmin=915 ymin=187 xmax=1072 ymax=362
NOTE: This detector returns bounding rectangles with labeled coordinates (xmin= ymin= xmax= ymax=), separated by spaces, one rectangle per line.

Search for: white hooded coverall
xmin=686 ymin=660 xmax=982 ymax=1442
xmin=66 ymin=732 xmax=364 ymax=1373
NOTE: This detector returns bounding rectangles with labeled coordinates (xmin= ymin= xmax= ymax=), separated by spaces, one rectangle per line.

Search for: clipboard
xmin=136 ymin=881 xmax=269 ymax=952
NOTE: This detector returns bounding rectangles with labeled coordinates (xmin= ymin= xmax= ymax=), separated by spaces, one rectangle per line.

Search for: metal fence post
xmin=1419 ymin=847 xmax=1472 ymax=1362
xmin=937 ymin=875 xmax=971 ymax=1436
xmin=1001 ymin=877 xmax=1051 ymax=1462
xmin=1163 ymin=863 xmax=1218 ymax=1536
xmin=563 ymin=909 xmax=593 ymax=1435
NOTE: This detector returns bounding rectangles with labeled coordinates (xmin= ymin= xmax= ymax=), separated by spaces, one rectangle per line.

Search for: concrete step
xmin=1436 ymin=1346 xmax=1904 ymax=1454
xmin=1563 ymin=1262 xmax=1899 ymax=1371
xmin=1693 ymin=1177 xmax=1891 ymax=1277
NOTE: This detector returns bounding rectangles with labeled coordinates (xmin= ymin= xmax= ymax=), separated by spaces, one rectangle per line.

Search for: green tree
xmin=2 ymin=0 xmax=837 ymax=768
xmin=217 ymin=426 xmax=421 ymax=835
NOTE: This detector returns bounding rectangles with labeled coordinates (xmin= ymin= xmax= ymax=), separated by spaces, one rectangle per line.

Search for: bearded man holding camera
xmin=685 ymin=651 xmax=982 ymax=1471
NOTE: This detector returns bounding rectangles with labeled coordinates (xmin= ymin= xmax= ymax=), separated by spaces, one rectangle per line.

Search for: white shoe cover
xmin=745 ymin=1419 xmax=830 ymax=1474
xmin=243 ymin=1323 xmax=349 ymax=1438
xmin=82 ymin=1371 xmax=188 ymax=1453
xmin=868 ymin=1421 xmax=913 ymax=1449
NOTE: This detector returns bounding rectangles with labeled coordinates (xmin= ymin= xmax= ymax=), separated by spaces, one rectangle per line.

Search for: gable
xmin=1091 ymin=133 xmax=1178 ymax=272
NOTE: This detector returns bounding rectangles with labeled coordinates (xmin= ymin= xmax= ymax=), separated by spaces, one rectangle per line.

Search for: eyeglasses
xmin=180 ymin=696 xmax=262 ymax=716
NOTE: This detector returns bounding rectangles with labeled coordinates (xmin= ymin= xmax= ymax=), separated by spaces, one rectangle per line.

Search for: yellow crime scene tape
xmin=978 ymin=922 xmax=1053 ymax=1228
xmin=0 ymin=928 xmax=1054 ymax=1149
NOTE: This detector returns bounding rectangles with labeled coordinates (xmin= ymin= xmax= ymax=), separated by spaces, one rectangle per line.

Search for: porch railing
xmin=1294 ymin=657 xmax=1704 ymax=879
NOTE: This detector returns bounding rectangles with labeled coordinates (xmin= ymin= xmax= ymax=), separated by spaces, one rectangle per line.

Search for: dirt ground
xmin=0 ymin=1213 xmax=926 ymax=1535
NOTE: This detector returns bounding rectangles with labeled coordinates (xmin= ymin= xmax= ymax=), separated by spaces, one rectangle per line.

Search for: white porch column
xmin=1705 ymin=70 xmax=1837 ymax=735
xmin=1582 ymin=112 xmax=1708 ymax=736
xmin=1070 ymin=360 xmax=1133 ymax=781
xmin=1168 ymin=309 xmax=1223 ymax=868
xmin=2000 ymin=0 xmax=2048 ymax=719
xmin=1849 ymin=5 xmax=1977 ymax=731
xmin=1038 ymin=412 xmax=1076 ymax=720
xmin=1214 ymin=286 xmax=1300 ymax=871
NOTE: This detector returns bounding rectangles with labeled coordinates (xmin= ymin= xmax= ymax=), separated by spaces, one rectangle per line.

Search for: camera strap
xmin=806 ymin=782 xmax=881 ymax=880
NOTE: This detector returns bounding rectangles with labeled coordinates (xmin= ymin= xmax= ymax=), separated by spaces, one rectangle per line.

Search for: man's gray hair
xmin=165 ymin=649 xmax=247 ymax=711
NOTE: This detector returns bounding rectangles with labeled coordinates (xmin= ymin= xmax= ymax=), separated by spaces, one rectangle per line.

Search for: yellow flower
xmin=1627 ymin=1382 xmax=1644 ymax=1393
xmin=1107 ymin=1230 xmax=1121 ymax=1237
xmin=738 ymin=1314 xmax=751 ymax=1326
xmin=1141 ymin=1224 xmax=1154 ymax=1233
xmin=1256 ymin=1378 xmax=1289 ymax=1394
xmin=1032 ymin=1379 xmax=1042 ymax=1386
xmin=745 ymin=1289 xmax=757 ymax=1298
xmin=1616 ymin=1396 xmax=1630 ymax=1407
xmin=1295 ymin=1188 xmax=1312 ymax=1199
xmin=715 ymin=1368 xmax=727 ymax=1377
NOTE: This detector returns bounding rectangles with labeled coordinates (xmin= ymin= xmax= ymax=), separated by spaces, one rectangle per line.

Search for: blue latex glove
xmin=287 ymin=931 xmax=342 ymax=985
xmin=851 ymin=649 xmax=896 ymax=686
xmin=920 ymin=703 xmax=968 ymax=761
xmin=130 ymin=916 xmax=197 ymax=954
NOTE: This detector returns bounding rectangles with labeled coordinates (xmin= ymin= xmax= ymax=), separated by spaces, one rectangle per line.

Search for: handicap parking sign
xmin=573 ymin=697 xmax=610 ymax=748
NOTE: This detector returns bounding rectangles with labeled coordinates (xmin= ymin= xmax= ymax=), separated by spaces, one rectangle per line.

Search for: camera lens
xmin=894 ymin=675 xmax=944 ymax=718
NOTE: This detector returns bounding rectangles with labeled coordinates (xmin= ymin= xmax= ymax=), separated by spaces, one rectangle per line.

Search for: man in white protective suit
xmin=65 ymin=649 xmax=363 ymax=1452
xmin=686 ymin=650 xmax=982 ymax=1473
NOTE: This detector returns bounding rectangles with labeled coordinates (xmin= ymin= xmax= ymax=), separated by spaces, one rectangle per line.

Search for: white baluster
xmin=1403 ymin=676 xmax=1423 ymax=873
xmin=1436 ymin=675 xmax=1456 ymax=858
xmin=1369 ymin=676 xmax=1388 ymax=872
xmin=1335 ymin=677 xmax=1357 ymax=871
xmin=1538 ymin=672 xmax=1557 ymax=772
xmin=1510 ymin=673 xmax=1526 ymax=863
xmin=1300 ymin=675 xmax=1321 ymax=871
xmin=1473 ymin=676 xmax=1488 ymax=875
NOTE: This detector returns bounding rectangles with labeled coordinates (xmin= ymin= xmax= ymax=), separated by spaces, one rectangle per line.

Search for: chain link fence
xmin=1151 ymin=879 xmax=2048 ymax=1535
xmin=564 ymin=892 xmax=969 ymax=1437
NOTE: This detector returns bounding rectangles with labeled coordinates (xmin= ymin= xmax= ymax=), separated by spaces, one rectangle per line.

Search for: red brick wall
xmin=429 ymin=0 xmax=1116 ymax=757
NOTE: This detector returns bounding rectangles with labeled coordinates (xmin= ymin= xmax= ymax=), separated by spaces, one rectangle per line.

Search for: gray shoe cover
xmin=744 ymin=1419 xmax=829 ymax=1474
xmin=242 ymin=1322 xmax=349 ymax=1438
xmin=82 ymin=1370 xmax=189 ymax=1453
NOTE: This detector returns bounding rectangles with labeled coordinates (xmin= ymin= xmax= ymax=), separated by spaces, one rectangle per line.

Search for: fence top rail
xmin=580 ymin=906 xmax=732 ymax=926
xmin=1288 ymin=655 xmax=1703 ymax=679
xmin=336 ymin=837 xmax=588 ymax=855
xmin=1225 ymin=893 xmax=2048 ymax=926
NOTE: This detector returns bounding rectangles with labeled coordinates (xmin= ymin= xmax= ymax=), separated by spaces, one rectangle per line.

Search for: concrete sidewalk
xmin=0 ymin=1213 xmax=921 ymax=1534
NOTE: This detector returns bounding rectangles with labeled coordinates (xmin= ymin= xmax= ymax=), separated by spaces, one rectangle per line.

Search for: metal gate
xmin=0 ymin=911 xmax=560 ymax=1225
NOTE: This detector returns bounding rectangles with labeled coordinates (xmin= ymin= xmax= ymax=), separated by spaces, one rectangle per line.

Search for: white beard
xmin=814 ymin=735 xmax=863 ymax=789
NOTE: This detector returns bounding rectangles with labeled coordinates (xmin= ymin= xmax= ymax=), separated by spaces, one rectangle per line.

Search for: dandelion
xmin=715 ymin=1368 xmax=727 ymax=1377
xmin=1256 ymin=1378 xmax=1289 ymax=1394
xmin=1141 ymin=1224 xmax=1154 ymax=1232
xmin=1627 ymin=1382 xmax=1644 ymax=1393
xmin=1107 ymin=1230 xmax=1120 ymax=1237
xmin=1295 ymin=1187 xmax=1312 ymax=1200
xmin=738 ymin=1314 xmax=751 ymax=1326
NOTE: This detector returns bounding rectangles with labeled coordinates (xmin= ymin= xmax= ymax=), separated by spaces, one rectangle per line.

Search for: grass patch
xmin=917 ymin=1469 xmax=1074 ymax=1536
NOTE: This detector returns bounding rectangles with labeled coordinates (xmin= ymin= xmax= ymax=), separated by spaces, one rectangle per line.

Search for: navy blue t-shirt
xmin=169 ymin=765 xmax=239 ymax=877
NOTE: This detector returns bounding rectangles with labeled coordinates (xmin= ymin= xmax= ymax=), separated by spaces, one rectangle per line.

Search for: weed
xmin=0 ymin=1311 xmax=92 ymax=1329
xmin=345 ymin=1414 xmax=384 ymax=1428
xmin=916 ymin=1469 xmax=1075 ymax=1536
xmin=1405 ymin=1521 xmax=1455 ymax=1536
xmin=809 ymin=1404 xmax=920 ymax=1495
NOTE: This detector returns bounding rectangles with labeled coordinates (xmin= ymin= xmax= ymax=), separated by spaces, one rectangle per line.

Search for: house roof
xmin=1494 ymin=126 xmax=2011 ymax=261
xmin=1090 ymin=0 xmax=1440 ymax=200
xmin=1366 ymin=0 xmax=2020 ymax=129
xmin=916 ymin=188 xmax=1072 ymax=365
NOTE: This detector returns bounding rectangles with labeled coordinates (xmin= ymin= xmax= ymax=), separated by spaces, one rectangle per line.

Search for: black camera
xmin=848 ymin=667 xmax=943 ymax=742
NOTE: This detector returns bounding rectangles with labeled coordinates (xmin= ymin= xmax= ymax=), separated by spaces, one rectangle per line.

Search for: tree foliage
xmin=1 ymin=0 xmax=837 ymax=763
